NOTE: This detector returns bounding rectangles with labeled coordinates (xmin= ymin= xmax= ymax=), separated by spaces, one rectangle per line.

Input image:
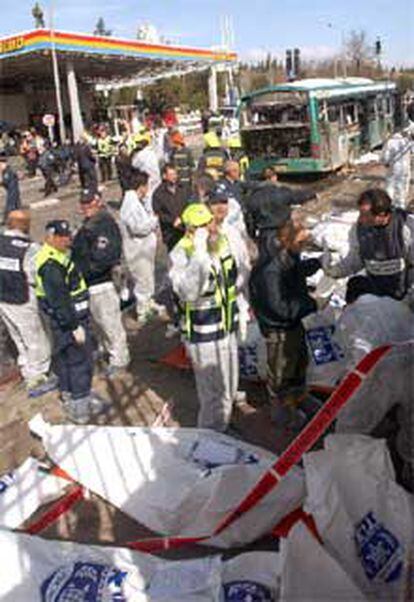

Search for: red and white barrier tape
xmin=24 ymin=344 xmax=393 ymax=550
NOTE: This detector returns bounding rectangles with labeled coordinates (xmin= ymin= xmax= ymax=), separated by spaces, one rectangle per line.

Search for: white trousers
xmin=0 ymin=296 xmax=51 ymax=382
xmin=386 ymin=172 xmax=411 ymax=210
xmin=186 ymin=332 xmax=239 ymax=432
xmin=89 ymin=282 xmax=130 ymax=368
xmin=124 ymin=233 xmax=157 ymax=316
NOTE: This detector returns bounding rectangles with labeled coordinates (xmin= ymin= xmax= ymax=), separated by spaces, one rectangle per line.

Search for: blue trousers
xmin=50 ymin=318 xmax=93 ymax=399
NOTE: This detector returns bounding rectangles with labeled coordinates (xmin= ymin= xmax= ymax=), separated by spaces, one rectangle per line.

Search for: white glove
xmin=72 ymin=325 xmax=86 ymax=345
xmin=193 ymin=227 xmax=209 ymax=255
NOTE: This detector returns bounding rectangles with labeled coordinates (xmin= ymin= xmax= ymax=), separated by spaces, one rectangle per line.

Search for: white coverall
xmin=0 ymin=231 xmax=51 ymax=384
xmin=382 ymin=132 xmax=412 ymax=209
xmin=131 ymin=146 xmax=161 ymax=197
xmin=120 ymin=190 xmax=158 ymax=318
xmin=170 ymin=228 xmax=249 ymax=431
xmin=89 ymin=281 xmax=130 ymax=368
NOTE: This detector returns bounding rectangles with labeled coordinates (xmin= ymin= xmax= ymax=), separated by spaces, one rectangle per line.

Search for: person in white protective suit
xmin=0 ymin=210 xmax=56 ymax=396
xmin=169 ymin=203 xmax=244 ymax=431
xmin=120 ymin=170 xmax=159 ymax=322
xmin=336 ymin=275 xmax=414 ymax=374
xmin=206 ymin=188 xmax=252 ymax=337
xmin=130 ymin=133 xmax=161 ymax=197
xmin=382 ymin=127 xmax=413 ymax=210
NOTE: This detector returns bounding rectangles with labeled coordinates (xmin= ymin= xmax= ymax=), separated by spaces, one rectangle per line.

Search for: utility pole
xmin=49 ymin=0 xmax=66 ymax=141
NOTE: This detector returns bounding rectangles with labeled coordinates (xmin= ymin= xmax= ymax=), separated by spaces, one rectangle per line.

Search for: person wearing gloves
xmin=72 ymin=189 xmax=129 ymax=376
xmin=322 ymin=189 xmax=414 ymax=301
xmin=120 ymin=171 xmax=159 ymax=322
xmin=169 ymin=203 xmax=241 ymax=432
xmin=0 ymin=210 xmax=56 ymax=397
xmin=382 ymin=127 xmax=412 ymax=210
xmin=249 ymin=206 xmax=321 ymax=419
xmin=35 ymin=220 xmax=108 ymax=424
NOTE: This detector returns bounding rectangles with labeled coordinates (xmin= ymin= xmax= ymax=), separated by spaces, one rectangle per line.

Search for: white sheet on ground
xmin=336 ymin=295 xmax=414 ymax=373
xmin=0 ymin=529 xmax=284 ymax=601
xmin=303 ymin=434 xmax=414 ymax=600
xmin=0 ymin=457 xmax=69 ymax=529
xmin=0 ymin=529 xmax=222 ymax=601
xmin=335 ymin=343 xmax=414 ymax=462
xmin=29 ymin=417 xmax=305 ymax=549
xmin=280 ymin=521 xmax=367 ymax=601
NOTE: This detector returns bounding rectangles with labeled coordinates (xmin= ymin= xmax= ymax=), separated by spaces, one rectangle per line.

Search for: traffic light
xmin=286 ymin=49 xmax=293 ymax=80
xmin=294 ymin=48 xmax=301 ymax=78
xmin=375 ymin=38 xmax=382 ymax=57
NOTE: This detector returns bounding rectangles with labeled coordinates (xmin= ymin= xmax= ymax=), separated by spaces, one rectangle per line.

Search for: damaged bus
xmin=240 ymin=78 xmax=398 ymax=176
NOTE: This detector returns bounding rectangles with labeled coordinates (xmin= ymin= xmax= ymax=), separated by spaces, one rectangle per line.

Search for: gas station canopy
xmin=0 ymin=29 xmax=237 ymax=87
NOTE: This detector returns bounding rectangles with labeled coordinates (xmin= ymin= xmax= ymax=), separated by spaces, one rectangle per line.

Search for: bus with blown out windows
xmin=239 ymin=78 xmax=399 ymax=176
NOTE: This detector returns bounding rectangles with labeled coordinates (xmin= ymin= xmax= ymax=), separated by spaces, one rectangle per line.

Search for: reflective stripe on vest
xmin=178 ymin=234 xmax=238 ymax=343
xmin=364 ymin=257 xmax=405 ymax=276
xmin=35 ymin=243 xmax=88 ymax=309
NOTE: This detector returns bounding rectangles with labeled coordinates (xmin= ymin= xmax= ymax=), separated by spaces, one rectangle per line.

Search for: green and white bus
xmin=239 ymin=78 xmax=398 ymax=176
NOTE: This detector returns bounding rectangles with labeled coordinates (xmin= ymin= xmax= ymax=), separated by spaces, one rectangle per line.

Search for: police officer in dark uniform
xmin=324 ymin=189 xmax=414 ymax=300
xmin=0 ymin=156 xmax=21 ymax=224
xmin=0 ymin=210 xmax=55 ymax=396
xmin=72 ymin=189 xmax=129 ymax=374
xmin=35 ymin=220 xmax=109 ymax=423
xmin=74 ymin=135 xmax=98 ymax=192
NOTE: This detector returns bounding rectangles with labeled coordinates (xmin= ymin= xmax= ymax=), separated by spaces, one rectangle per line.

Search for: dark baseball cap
xmin=208 ymin=185 xmax=229 ymax=205
xmin=80 ymin=188 xmax=101 ymax=204
xmin=46 ymin=220 xmax=72 ymax=236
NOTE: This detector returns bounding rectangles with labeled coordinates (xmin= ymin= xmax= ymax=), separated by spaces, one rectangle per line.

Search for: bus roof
xmin=242 ymin=78 xmax=397 ymax=101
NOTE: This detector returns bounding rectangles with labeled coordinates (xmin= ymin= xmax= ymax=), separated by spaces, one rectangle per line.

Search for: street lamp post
xmin=49 ymin=0 xmax=66 ymax=141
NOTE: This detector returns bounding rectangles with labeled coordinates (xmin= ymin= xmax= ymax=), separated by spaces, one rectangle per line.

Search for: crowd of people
xmin=0 ymin=118 xmax=413 ymax=457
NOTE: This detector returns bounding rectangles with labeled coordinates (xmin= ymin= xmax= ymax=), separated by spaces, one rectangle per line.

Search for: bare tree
xmin=344 ymin=30 xmax=374 ymax=75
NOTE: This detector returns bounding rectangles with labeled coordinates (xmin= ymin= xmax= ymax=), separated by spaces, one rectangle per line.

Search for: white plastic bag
xmin=336 ymin=295 xmax=414 ymax=374
xmin=335 ymin=344 xmax=414 ymax=464
xmin=311 ymin=210 xmax=358 ymax=257
xmin=280 ymin=521 xmax=367 ymax=601
xmin=237 ymin=320 xmax=267 ymax=381
xmin=303 ymin=306 xmax=346 ymax=386
xmin=304 ymin=434 xmax=414 ymax=600
xmin=30 ymin=417 xmax=305 ymax=549
xmin=0 ymin=457 xmax=69 ymax=529
xmin=0 ymin=529 xmax=222 ymax=601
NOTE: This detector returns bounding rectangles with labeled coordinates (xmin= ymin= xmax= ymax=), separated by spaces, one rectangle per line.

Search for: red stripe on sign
xmin=25 ymin=485 xmax=84 ymax=535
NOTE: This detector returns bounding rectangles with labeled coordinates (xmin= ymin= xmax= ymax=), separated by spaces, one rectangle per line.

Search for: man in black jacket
xmin=72 ymin=189 xmax=129 ymax=375
xmin=152 ymin=164 xmax=187 ymax=252
xmin=0 ymin=156 xmax=21 ymax=223
xmin=249 ymin=205 xmax=320 ymax=416
xmin=245 ymin=172 xmax=316 ymax=240
xmin=74 ymin=135 xmax=98 ymax=191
